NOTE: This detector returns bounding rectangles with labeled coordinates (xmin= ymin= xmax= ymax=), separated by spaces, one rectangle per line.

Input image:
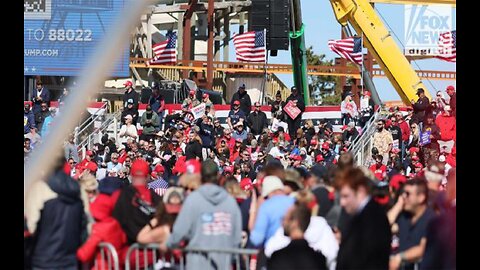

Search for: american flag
xmin=150 ymin=32 xmax=177 ymax=65
xmin=328 ymin=36 xmax=363 ymax=65
xmin=436 ymin=30 xmax=456 ymax=62
xmin=233 ymin=30 xmax=266 ymax=63
xmin=148 ymin=178 xmax=169 ymax=196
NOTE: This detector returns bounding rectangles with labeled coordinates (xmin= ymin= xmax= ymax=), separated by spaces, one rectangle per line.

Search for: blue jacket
xmin=41 ymin=115 xmax=54 ymax=137
xmin=31 ymin=87 xmax=51 ymax=114
xmin=25 ymin=171 xmax=86 ymax=269
xmin=24 ymin=111 xmax=35 ymax=134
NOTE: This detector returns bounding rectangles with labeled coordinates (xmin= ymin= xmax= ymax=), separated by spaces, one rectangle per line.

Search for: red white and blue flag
xmin=436 ymin=30 xmax=456 ymax=62
xmin=233 ymin=30 xmax=266 ymax=63
xmin=150 ymin=32 xmax=177 ymax=65
xmin=328 ymin=36 xmax=363 ymax=65
xmin=148 ymin=178 xmax=169 ymax=196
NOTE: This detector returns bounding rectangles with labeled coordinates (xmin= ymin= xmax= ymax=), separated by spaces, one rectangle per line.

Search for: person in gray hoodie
xmin=163 ymin=159 xmax=242 ymax=270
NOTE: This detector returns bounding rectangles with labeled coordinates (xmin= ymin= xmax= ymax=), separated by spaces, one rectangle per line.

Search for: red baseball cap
xmin=236 ymin=138 xmax=243 ymax=143
xmin=86 ymin=150 xmax=94 ymax=157
xmin=364 ymin=91 xmax=371 ymax=97
xmin=446 ymin=85 xmax=455 ymax=91
xmin=86 ymin=162 xmax=98 ymax=173
xmin=223 ymin=166 xmax=234 ymax=174
xmin=203 ymin=93 xmax=209 ymax=98
xmin=130 ymin=159 xmax=150 ymax=177
xmin=189 ymin=90 xmax=195 ymax=96
xmin=233 ymin=100 xmax=241 ymax=105
xmin=322 ymin=142 xmax=330 ymax=150
xmin=415 ymin=162 xmax=424 ymax=168
xmin=175 ymin=147 xmax=183 ymax=153
xmin=292 ymin=155 xmax=303 ymax=161
xmin=389 ymin=174 xmax=407 ymax=190
xmin=124 ymin=80 xmax=133 ymax=87
xmin=316 ymin=155 xmax=324 ymax=162
xmin=240 ymin=178 xmax=253 ymax=191
xmin=310 ymin=139 xmax=318 ymax=145
xmin=391 ymin=148 xmax=400 ymax=154
xmin=178 ymin=159 xmax=202 ymax=174
xmin=412 ymin=156 xmax=420 ymax=161
xmin=154 ymin=164 xmax=165 ymax=173
xmin=409 ymin=147 xmax=420 ymax=154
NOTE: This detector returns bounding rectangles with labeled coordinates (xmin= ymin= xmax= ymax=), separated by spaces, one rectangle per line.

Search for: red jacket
xmin=77 ymin=191 xmax=127 ymax=269
xmin=172 ymin=156 xmax=187 ymax=175
xmin=398 ymin=120 xmax=411 ymax=142
xmin=435 ymin=113 xmax=456 ymax=141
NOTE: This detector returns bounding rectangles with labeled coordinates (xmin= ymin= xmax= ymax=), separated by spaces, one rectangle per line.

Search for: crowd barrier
xmin=124 ymin=243 xmax=259 ymax=270
xmin=82 ymin=242 xmax=120 ymax=270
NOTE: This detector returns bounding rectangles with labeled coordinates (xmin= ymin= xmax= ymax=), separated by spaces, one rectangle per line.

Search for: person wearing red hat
xmin=147 ymin=163 xmax=169 ymax=196
xmin=320 ymin=142 xmax=335 ymax=164
xmin=182 ymin=90 xmax=200 ymax=109
xmin=445 ymin=85 xmax=456 ymax=117
xmin=75 ymin=150 xmax=96 ymax=178
xmin=230 ymin=83 xmax=252 ymax=116
xmin=122 ymin=80 xmax=139 ymax=109
xmin=227 ymin=99 xmax=247 ymax=130
xmin=112 ymin=159 xmax=162 ymax=267
xmin=201 ymin=92 xmax=215 ymax=115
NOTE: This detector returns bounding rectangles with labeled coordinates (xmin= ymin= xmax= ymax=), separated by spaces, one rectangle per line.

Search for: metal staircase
xmin=75 ymin=103 xmax=122 ymax=158
xmin=347 ymin=106 xmax=384 ymax=166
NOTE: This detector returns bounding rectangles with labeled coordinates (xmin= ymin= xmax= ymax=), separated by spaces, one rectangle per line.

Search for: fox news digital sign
xmin=24 ymin=0 xmax=129 ymax=77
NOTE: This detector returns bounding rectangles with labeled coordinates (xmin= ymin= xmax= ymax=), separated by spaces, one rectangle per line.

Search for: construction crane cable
xmin=374 ymin=6 xmax=438 ymax=92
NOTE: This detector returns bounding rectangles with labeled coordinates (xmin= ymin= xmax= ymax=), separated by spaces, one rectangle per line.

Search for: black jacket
xmin=231 ymin=91 xmax=252 ymax=115
xmin=342 ymin=128 xmax=359 ymax=144
xmin=112 ymin=185 xmax=161 ymax=244
xmin=34 ymin=110 xmax=50 ymax=131
xmin=185 ymin=140 xmax=203 ymax=161
xmin=412 ymin=96 xmax=430 ymax=123
xmin=268 ymin=239 xmax=328 ymax=270
xmin=123 ymin=88 xmax=140 ymax=108
xmin=285 ymin=94 xmax=306 ymax=115
xmin=28 ymin=171 xmax=86 ymax=269
xmin=247 ymin=111 xmax=268 ymax=135
xmin=336 ymin=199 xmax=391 ymax=270
xmin=449 ymin=93 xmax=456 ymax=116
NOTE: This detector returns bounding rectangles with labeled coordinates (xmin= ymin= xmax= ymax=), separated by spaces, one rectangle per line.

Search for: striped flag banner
xmin=150 ymin=32 xmax=177 ymax=65
xmin=233 ymin=30 xmax=266 ymax=63
xmin=436 ymin=30 xmax=456 ymax=62
xmin=328 ymin=36 xmax=363 ymax=65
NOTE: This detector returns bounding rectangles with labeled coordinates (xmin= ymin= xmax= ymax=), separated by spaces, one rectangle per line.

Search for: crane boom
xmin=329 ymin=0 xmax=432 ymax=105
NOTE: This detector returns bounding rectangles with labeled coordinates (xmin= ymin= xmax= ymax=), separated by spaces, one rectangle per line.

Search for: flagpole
xmin=361 ymin=32 xmax=364 ymax=95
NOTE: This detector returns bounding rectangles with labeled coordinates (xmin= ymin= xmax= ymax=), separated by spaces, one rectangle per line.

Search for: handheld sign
xmin=191 ymin=103 xmax=206 ymax=119
xmin=284 ymin=101 xmax=301 ymax=120
xmin=420 ymin=131 xmax=431 ymax=146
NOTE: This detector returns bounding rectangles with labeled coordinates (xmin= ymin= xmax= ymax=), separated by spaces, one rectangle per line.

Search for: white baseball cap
xmin=261 ymin=176 xmax=284 ymax=197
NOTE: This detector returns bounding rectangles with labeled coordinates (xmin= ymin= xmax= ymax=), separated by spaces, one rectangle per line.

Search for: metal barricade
xmin=81 ymin=242 xmax=120 ymax=270
xmin=125 ymin=243 xmax=259 ymax=270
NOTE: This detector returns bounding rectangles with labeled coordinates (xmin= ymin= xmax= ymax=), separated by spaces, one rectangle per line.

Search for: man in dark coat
xmin=230 ymin=84 xmax=252 ymax=116
xmin=411 ymin=88 xmax=430 ymax=126
xmin=247 ymin=102 xmax=268 ymax=136
xmin=284 ymin=86 xmax=305 ymax=139
xmin=122 ymin=81 xmax=140 ymax=109
xmin=24 ymin=103 xmax=36 ymax=134
xmin=25 ymin=155 xmax=87 ymax=270
xmin=335 ymin=167 xmax=391 ymax=270
xmin=121 ymin=99 xmax=139 ymax=125
xmin=267 ymin=202 xmax=327 ymax=270
xmin=31 ymin=81 xmax=51 ymax=115
xmin=34 ymin=101 xmax=51 ymax=134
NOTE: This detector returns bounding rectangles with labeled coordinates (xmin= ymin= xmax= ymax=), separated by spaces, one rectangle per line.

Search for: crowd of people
xmin=24 ymin=81 xmax=456 ymax=270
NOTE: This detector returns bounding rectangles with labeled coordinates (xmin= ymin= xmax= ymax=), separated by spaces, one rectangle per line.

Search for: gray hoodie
xmin=166 ymin=183 xmax=242 ymax=270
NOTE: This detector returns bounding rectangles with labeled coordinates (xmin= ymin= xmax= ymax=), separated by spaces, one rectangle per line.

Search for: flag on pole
xmin=233 ymin=31 xmax=266 ymax=62
xmin=328 ymin=36 xmax=363 ymax=65
xmin=150 ymin=32 xmax=177 ymax=65
xmin=436 ymin=30 xmax=456 ymax=62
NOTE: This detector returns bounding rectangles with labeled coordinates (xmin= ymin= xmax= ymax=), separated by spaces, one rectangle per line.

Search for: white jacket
xmin=264 ymin=216 xmax=339 ymax=270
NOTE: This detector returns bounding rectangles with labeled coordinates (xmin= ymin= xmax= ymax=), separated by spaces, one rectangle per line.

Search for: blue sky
xmin=227 ymin=1 xmax=456 ymax=101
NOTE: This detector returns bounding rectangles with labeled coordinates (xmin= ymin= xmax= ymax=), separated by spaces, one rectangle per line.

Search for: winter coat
xmin=77 ymin=191 xmax=127 ymax=269
xmin=24 ymin=110 xmax=36 ymax=134
xmin=185 ymin=140 xmax=203 ymax=161
xmin=247 ymin=111 xmax=268 ymax=135
xmin=25 ymin=170 xmax=87 ymax=269
xmin=31 ymin=87 xmax=51 ymax=114
xmin=123 ymin=89 xmax=140 ymax=108
xmin=231 ymin=91 xmax=252 ymax=115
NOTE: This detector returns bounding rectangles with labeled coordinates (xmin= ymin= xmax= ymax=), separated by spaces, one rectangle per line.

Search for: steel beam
xmin=207 ymin=0 xmax=215 ymax=89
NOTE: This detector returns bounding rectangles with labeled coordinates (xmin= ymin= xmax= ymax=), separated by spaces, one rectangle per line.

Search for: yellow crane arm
xmin=329 ymin=0 xmax=432 ymax=105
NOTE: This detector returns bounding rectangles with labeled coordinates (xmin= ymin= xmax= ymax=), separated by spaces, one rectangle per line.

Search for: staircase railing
xmin=74 ymin=102 xmax=109 ymax=145
xmin=348 ymin=106 xmax=383 ymax=166
xmin=77 ymin=109 xmax=122 ymax=158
